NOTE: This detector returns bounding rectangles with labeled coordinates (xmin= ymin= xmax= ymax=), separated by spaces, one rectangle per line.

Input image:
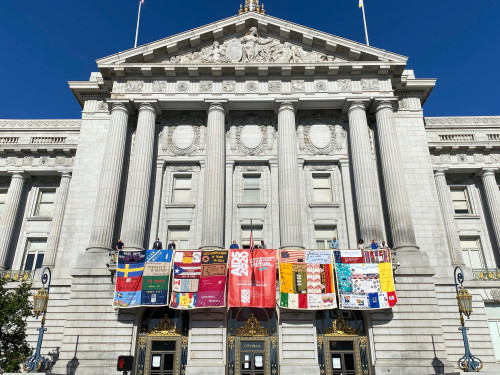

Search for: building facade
xmin=2 ymin=5 xmax=500 ymax=375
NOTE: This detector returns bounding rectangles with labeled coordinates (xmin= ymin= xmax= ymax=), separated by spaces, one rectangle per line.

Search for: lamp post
xmin=23 ymin=267 xmax=52 ymax=372
xmin=454 ymin=266 xmax=482 ymax=372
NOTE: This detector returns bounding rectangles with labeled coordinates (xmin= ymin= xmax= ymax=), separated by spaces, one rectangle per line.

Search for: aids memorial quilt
xmin=228 ymin=249 xmax=276 ymax=308
xmin=113 ymin=249 xmax=173 ymax=308
xmin=170 ymin=250 xmax=228 ymax=309
xmin=278 ymin=250 xmax=337 ymax=310
xmin=334 ymin=249 xmax=397 ymax=310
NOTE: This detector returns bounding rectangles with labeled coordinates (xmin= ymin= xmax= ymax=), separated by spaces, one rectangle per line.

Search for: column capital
xmin=8 ymin=171 xmax=30 ymax=180
xmin=135 ymin=100 xmax=161 ymax=115
xmin=374 ymin=98 xmax=397 ymax=112
xmin=205 ymin=100 xmax=227 ymax=114
xmin=275 ymin=100 xmax=297 ymax=114
xmin=479 ymin=168 xmax=499 ymax=178
xmin=433 ymin=168 xmax=449 ymax=177
xmin=107 ymin=100 xmax=130 ymax=113
xmin=344 ymin=100 xmax=369 ymax=114
xmin=60 ymin=171 xmax=72 ymax=179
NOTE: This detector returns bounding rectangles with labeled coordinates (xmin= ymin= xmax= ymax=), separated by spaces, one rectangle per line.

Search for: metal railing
xmin=0 ymin=269 xmax=35 ymax=282
xmin=472 ymin=268 xmax=500 ymax=281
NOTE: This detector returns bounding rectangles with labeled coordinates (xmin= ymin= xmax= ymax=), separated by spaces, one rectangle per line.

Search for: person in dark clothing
xmin=115 ymin=239 xmax=124 ymax=251
xmin=152 ymin=238 xmax=163 ymax=250
xmin=167 ymin=241 xmax=176 ymax=250
xmin=229 ymin=240 xmax=239 ymax=249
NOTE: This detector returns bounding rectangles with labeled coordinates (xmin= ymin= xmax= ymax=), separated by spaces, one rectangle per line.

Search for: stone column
xmin=43 ymin=172 xmax=72 ymax=267
xmin=434 ymin=169 xmax=463 ymax=265
xmin=481 ymin=169 xmax=500 ymax=254
xmin=0 ymin=172 xmax=25 ymax=269
xmin=347 ymin=101 xmax=384 ymax=243
xmin=375 ymin=100 xmax=418 ymax=251
xmin=277 ymin=102 xmax=303 ymax=248
xmin=87 ymin=101 xmax=129 ymax=253
xmin=200 ymin=102 xmax=226 ymax=249
xmin=121 ymin=102 xmax=157 ymax=251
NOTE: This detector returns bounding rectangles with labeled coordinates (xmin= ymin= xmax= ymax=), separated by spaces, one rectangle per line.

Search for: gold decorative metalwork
xmin=1 ymin=269 xmax=34 ymax=282
xmin=324 ymin=315 xmax=357 ymax=336
xmin=181 ymin=336 xmax=188 ymax=349
xmin=472 ymin=268 xmax=500 ymax=281
xmin=270 ymin=335 xmax=277 ymax=349
xmin=139 ymin=336 xmax=147 ymax=350
xmin=317 ymin=335 xmax=324 ymax=348
xmin=149 ymin=315 xmax=181 ymax=336
xmin=228 ymin=336 xmax=236 ymax=350
xmin=238 ymin=0 xmax=266 ymax=14
xmin=236 ymin=313 xmax=269 ymax=336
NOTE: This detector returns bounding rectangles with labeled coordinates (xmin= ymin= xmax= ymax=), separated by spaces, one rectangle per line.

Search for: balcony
xmin=0 ymin=269 xmax=35 ymax=282
xmin=472 ymin=268 xmax=500 ymax=281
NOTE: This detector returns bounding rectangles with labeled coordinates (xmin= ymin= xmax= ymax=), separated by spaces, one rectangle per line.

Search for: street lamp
xmin=454 ymin=266 xmax=482 ymax=372
xmin=23 ymin=267 xmax=52 ymax=372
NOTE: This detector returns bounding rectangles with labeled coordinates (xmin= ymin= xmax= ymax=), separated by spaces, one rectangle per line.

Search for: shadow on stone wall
xmin=66 ymin=335 xmax=79 ymax=375
xmin=431 ymin=335 xmax=445 ymax=374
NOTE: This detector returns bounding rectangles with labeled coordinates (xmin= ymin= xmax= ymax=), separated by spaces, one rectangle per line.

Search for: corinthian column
xmin=481 ymin=169 xmax=500 ymax=254
xmin=0 ymin=172 xmax=25 ymax=269
xmin=43 ymin=172 xmax=72 ymax=267
xmin=277 ymin=102 xmax=303 ymax=248
xmin=121 ymin=102 xmax=157 ymax=251
xmin=87 ymin=101 xmax=129 ymax=253
xmin=375 ymin=100 xmax=418 ymax=251
xmin=434 ymin=170 xmax=463 ymax=265
xmin=200 ymin=102 xmax=226 ymax=249
xmin=347 ymin=101 xmax=384 ymax=243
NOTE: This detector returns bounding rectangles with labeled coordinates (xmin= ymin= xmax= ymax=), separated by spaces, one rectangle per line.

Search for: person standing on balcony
xmin=167 ymin=241 xmax=176 ymax=250
xmin=329 ymin=237 xmax=339 ymax=249
xmin=152 ymin=238 xmax=163 ymax=250
xmin=370 ymin=239 xmax=379 ymax=249
xmin=229 ymin=240 xmax=239 ymax=249
xmin=380 ymin=240 xmax=388 ymax=249
xmin=258 ymin=240 xmax=267 ymax=249
xmin=115 ymin=239 xmax=124 ymax=251
xmin=357 ymin=239 xmax=365 ymax=250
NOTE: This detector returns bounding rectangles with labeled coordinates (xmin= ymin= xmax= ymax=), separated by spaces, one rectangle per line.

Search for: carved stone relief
xmin=246 ymin=81 xmax=258 ymax=92
xmin=360 ymin=79 xmax=379 ymax=91
xmin=161 ymin=114 xmax=205 ymax=156
xmin=228 ymin=115 xmax=275 ymax=156
xmin=305 ymin=164 xmax=336 ymax=171
xmin=164 ymin=27 xmax=334 ymax=64
xmin=315 ymin=81 xmax=327 ymax=91
xmin=168 ymin=164 xmax=198 ymax=172
xmin=199 ymin=81 xmax=213 ymax=92
xmin=153 ymin=81 xmax=167 ymax=93
xmin=491 ymin=289 xmax=500 ymax=302
xmin=299 ymin=114 xmax=346 ymax=155
xmin=125 ymin=81 xmax=143 ymax=92
xmin=0 ymin=120 xmax=81 ymax=128
xmin=337 ymin=79 xmax=352 ymax=92
xmin=239 ymin=164 xmax=267 ymax=172
xmin=268 ymin=81 xmax=281 ymax=92
xmin=222 ymin=81 xmax=236 ymax=92
xmin=176 ymin=81 xmax=189 ymax=92
xmin=431 ymin=152 xmax=498 ymax=165
xmin=97 ymin=102 xmax=109 ymax=112
xmin=398 ymin=98 xmax=409 ymax=110
xmin=0 ymin=155 xmax=75 ymax=168
xmin=291 ymin=80 xmax=305 ymax=92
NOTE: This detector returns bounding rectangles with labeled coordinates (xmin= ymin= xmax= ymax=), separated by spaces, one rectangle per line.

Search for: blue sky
xmin=1 ymin=0 xmax=499 ymax=119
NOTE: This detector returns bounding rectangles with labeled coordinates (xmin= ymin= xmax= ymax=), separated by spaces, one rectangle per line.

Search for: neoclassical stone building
xmin=2 ymin=4 xmax=500 ymax=375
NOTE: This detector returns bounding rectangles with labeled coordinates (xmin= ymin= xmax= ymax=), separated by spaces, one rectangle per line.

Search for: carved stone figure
xmin=222 ymin=81 xmax=236 ymax=92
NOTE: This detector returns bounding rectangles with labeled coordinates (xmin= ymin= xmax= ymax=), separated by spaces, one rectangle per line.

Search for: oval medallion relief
xmin=240 ymin=125 xmax=263 ymax=149
xmin=309 ymin=124 xmax=331 ymax=149
xmin=172 ymin=125 xmax=195 ymax=150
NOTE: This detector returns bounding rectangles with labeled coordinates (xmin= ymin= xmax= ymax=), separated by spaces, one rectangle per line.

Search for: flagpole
xmin=361 ymin=2 xmax=370 ymax=46
xmin=134 ymin=1 xmax=142 ymax=48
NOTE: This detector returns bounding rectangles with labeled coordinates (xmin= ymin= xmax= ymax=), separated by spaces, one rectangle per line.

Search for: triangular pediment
xmin=97 ymin=12 xmax=407 ymax=68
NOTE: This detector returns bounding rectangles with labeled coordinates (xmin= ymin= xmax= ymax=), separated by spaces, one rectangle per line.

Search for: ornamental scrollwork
xmin=228 ymin=115 xmax=275 ymax=156
xmin=125 ymin=81 xmax=144 ymax=92
xmin=161 ymin=114 xmax=205 ymax=156
xmin=0 ymin=120 xmax=81 ymax=128
xmin=299 ymin=113 xmax=346 ymax=155
xmin=164 ymin=27 xmax=335 ymax=64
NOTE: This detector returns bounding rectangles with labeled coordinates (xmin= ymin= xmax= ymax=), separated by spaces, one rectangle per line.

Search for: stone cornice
xmin=425 ymin=116 xmax=500 ymax=126
xmin=0 ymin=120 xmax=81 ymax=129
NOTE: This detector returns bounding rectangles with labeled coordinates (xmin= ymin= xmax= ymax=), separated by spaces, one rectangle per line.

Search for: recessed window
xmin=486 ymin=304 xmax=500 ymax=361
xmin=168 ymin=226 xmax=190 ymax=250
xmin=241 ymin=225 xmax=263 ymax=249
xmin=34 ymin=189 xmax=56 ymax=217
xmin=451 ymin=187 xmax=471 ymax=214
xmin=24 ymin=239 xmax=47 ymax=271
xmin=312 ymin=175 xmax=332 ymax=203
xmin=315 ymin=225 xmax=337 ymax=249
xmin=0 ymin=189 xmax=7 ymax=217
xmin=172 ymin=176 xmax=191 ymax=203
xmin=460 ymin=237 xmax=485 ymax=269
xmin=243 ymin=175 xmax=261 ymax=203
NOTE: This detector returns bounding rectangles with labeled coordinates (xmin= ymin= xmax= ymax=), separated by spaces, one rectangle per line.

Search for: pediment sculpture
xmin=165 ymin=27 xmax=335 ymax=64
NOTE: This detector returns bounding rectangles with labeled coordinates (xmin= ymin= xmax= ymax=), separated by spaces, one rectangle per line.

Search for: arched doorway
xmin=316 ymin=310 xmax=371 ymax=375
xmin=135 ymin=307 xmax=189 ymax=375
xmin=227 ymin=308 xmax=279 ymax=375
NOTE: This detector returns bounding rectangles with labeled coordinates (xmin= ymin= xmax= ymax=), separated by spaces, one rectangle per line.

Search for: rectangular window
xmin=486 ymin=304 xmax=500 ymax=361
xmin=34 ymin=189 xmax=56 ymax=217
xmin=460 ymin=237 xmax=485 ymax=269
xmin=172 ymin=176 xmax=192 ymax=203
xmin=451 ymin=187 xmax=471 ymax=214
xmin=24 ymin=239 xmax=47 ymax=271
xmin=168 ymin=226 xmax=190 ymax=250
xmin=315 ymin=225 xmax=337 ymax=249
xmin=243 ymin=176 xmax=261 ymax=203
xmin=312 ymin=175 xmax=332 ymax=203
xmin=241 ymin=225 xmax=263 ymax=249
xmin=0 ymin=189 xmax=7 ymax=217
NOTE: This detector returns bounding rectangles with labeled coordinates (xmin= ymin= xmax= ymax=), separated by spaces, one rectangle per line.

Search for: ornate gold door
xmin=227 ymin=308 xmax=278 ymax=375
xmin=316 ymin=311 xmax=371 ymax=375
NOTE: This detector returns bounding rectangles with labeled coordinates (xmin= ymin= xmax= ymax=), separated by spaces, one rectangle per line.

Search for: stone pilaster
xmin=481 ymin=168 xmax=500 ymax=255
xmin=0 ymin=172 xmax=25 ymax=269
xmin=433 ymin=169 xmax=464 ymax=265
xmin=375 ymin=100 xmax=418 ymax=251
xmin=121 ymin=102 xmax=157 ymax=251
xmin=277 ymin=102 xmax=303 ymax=248
xmin=87 ymin=102 xmax=129 ymax=253
xmin=200 ymin=102 xmax=226 ymax=249
xmin=43 ymin=172 xmax=72 ymax=267
xmin=347 ymin=101 xmax=384 ymax=243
